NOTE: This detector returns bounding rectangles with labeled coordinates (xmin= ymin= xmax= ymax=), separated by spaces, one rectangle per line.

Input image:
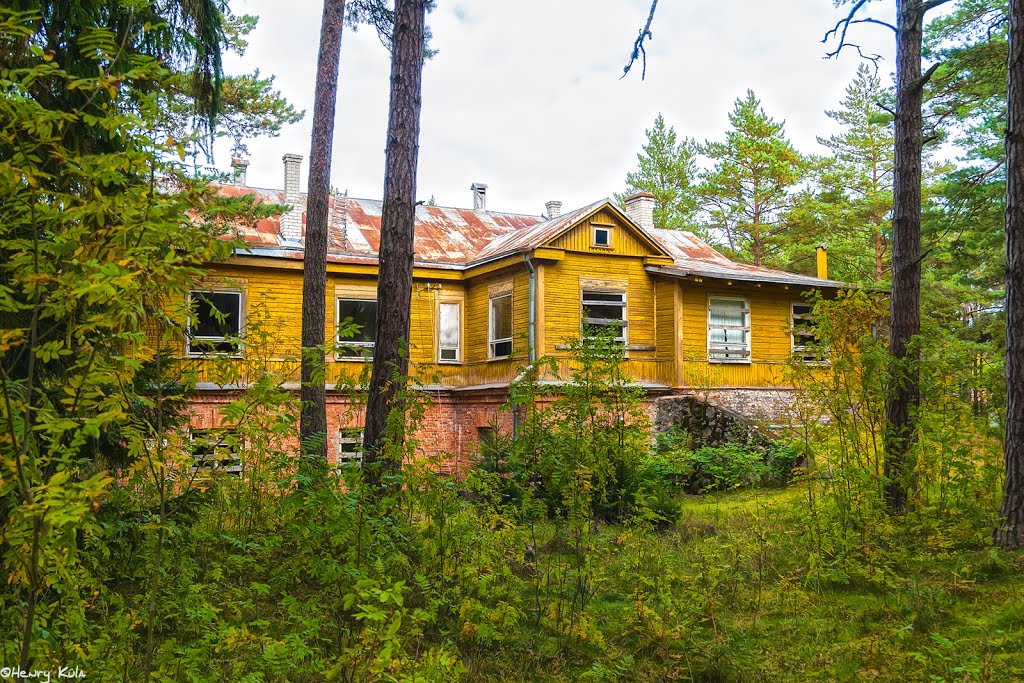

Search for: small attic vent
xmin=593 ymin=226 xmax=612 ymax=248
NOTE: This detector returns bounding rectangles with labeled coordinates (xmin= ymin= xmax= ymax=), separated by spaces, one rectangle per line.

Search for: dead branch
xmin=622 ymin=0 xmax=659 ymax=80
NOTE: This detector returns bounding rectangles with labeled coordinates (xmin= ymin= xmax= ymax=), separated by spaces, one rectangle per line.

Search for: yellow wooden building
xmin=185 ymin=155 xmax=840 ymax=467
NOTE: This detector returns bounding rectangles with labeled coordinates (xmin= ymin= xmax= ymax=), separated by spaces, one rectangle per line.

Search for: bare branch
xmin=921 ymin=0 xmax=955 ymax=13
xmin=913 ymin=61 xmax=943 ymax=91
xmin=822 ymin=0 xmax=870 ymax=58
xmin=851 ymin=17 xmax=898 ymax=34
xmin=622 ymin=0 xmax=659 ymax=80
xmin=876 ymin=101 xmax=896 ymax=117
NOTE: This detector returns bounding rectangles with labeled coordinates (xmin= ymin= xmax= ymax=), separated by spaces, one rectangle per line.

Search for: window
xmin=582 ymin=290 xmax=627 ymax=344
xmin=336 ymin=428 xmax=363 ymax=466
xmin=708 ymin=297 xmax=751 ymax=362
xmin=592 ymin=226 xmax=612 ymax=248
xmin=337 ymin=298 xmax=377 ymax=358
xmin=489 ymin=293 xmax=513 ymax=358
xmin=187 ymin=290 xmax=242 ymax=355
xmin=792 ymin=303 xmax=818 ymax=362
xmin=190 ymin=429 xmax=243 ymax=475
xmin=438 ymin=301 xmax=461 ymax=362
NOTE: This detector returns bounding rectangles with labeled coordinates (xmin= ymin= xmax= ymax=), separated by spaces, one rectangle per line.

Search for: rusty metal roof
xmin=218 ymin=184 xmax=843 ymax=287
xmin=220 ymin=185 xmax=543 ymax=266
xmin=646 ymin=228 xmax=843 ymax=288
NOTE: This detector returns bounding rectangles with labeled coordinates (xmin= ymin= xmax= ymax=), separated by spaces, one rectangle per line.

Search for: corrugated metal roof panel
xmin=219 ymin=185 xmax=845 ymax=287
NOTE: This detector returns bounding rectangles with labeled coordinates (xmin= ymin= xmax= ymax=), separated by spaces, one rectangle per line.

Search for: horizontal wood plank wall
xmin=655 ymin=278 xmax=676 ymax=360
xmin=543 ymin=253 xmax=657 ymax=357
xmin=679 ymin=281 xmax=810 ymax=387
xmin=183 ymin=263 xmax=470 ymax=386
xmin=549 ymin=208 xmax=653 ymax=256
xmin=463 ymin=265 xmax=529 ymax=364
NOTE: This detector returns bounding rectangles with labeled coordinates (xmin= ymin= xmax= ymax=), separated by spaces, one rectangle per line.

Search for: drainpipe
xmin=524 ymin=252 xmax=537 ymax=363
xmin=513 ymin=251 xmax=538 ymax=440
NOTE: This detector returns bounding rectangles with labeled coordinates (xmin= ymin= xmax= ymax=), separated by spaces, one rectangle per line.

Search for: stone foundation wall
xmin=653 ymin=395 xmax=774 ymax=452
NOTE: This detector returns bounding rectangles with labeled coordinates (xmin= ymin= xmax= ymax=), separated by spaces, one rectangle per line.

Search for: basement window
xmin=582 ymin=290 xmax=627 ymax=344
xmin=336 ymin=428 xmax=363 ymax=466
xmin=438 ymin=301 xmax=461 ymax=363
xmin=190 ymin=428 xmax=243 ymax=475
xmin=186 ymin=290 xmax=243 ymax=356
xmin=592 ymin=226 xmax=612 ymax=248
xmin=708 ymin=296 xmax=751 ymax=363
xmin=489 ymin=293 xmax=513 ymax=358
xmin=337 ymin=298 xmax=377 ymax=358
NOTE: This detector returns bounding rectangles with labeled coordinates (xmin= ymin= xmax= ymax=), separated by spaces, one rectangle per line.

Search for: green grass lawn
xmin=462 ymin=487 xmax=1024 ymax=683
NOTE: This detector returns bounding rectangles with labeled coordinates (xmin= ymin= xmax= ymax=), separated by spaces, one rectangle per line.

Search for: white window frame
xmin=336 ymin=427 xmax=363 ymax=466
xmin=336 ymin=297 xmax=377 ymax=360
xmin=437 ymin=300 xmax=462 ymax=363
xmin=592 ymin=225 xmax=613 ymax=248
xmin=581 ymin=289 xmax=628 ymax=344
xmin=186 ymin=289 xmax=244 ymax=357
xmin=189 ymin=428 xmax=243 ymax=475
xmin=707 ymin=296 xmax=751 ymax=363
xmin=489 ymin=292 xmax=513 ymax=359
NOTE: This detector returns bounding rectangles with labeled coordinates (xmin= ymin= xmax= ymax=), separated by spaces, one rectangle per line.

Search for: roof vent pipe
xmin=545 ymin=200 xmax=562 ymax=218
xmin=471 ymin=182 xmax=488 ymax=211
xmin=624 ymin=192 xmax=656 ymax=232
xmin=816 ymin=243 xmax=829 ymax=280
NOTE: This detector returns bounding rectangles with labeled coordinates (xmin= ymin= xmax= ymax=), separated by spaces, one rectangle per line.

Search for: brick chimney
xmin=280 ymin=154 xmax=304 ymax=242
xmin=624 ymin=192 xmax=655 ymax=232
xmin=545 ymin=200 xmax=562 ymax=218
xmin=230 ymin=156 xmax=249 ymax=185
xmin=471 ymin=182 xmax=488 ymax=211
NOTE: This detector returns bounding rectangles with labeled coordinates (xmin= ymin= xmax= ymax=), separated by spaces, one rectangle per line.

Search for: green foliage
xmin=616 ymin=113 xmax=700 ymax=231
xmin=698 ymin=89 xmax=807 ymax=266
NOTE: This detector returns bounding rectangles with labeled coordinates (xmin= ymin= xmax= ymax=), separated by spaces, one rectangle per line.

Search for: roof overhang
xmin=645 ymin=264 xmax=850 ymax=289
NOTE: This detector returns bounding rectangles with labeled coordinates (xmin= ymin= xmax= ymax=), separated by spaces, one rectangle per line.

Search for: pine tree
xmin=698 ymin=90 xmax=806 ymax=266
xmin=997 ymin=0 xmax=1024 ymax=549
xmin=617 ymin=114 xmax=699 ymax=230
xmin=789 ymin=65 xmax=894 ymax=282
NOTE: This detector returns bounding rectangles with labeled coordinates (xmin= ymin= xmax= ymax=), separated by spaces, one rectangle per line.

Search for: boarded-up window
xmin=582 ymin=290 xmax=627 ymax=344
xmin=190 ymin=428 xmax=243 ymax=475
xmin=337 ymin=298 xmax=377 ymax=358
xmin=489 ymin=293 xmax=513 ymax=358
xmin=708 ymin=297 xmax=750 ymax=362
xmin=187 ymin=291 xmax=242 ymax=355
xmin=438 ymin=302 xmax=461 ymax=362
xmin=792 ymin=303 xmax=817 ymax=362
xmin=337 ymin=428 xmax=363 ymax=466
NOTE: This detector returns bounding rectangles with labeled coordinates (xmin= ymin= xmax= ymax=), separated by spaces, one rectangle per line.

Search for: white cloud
xmin=221 ymin=0 xmax=897 ymax=215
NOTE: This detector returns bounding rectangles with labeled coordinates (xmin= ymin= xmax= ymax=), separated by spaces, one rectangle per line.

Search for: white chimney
xmin=624 ymin=192 xmax=655 ymax=232
xmin=280 ymin=154 xmax=304 ymax=242
xmin=545 ymin=200 xmax=562 ymax=218
xmin=230 ymin=156 xmax=249 ymax=185
xmin=471 ymin=182 xmax=488 ymax=211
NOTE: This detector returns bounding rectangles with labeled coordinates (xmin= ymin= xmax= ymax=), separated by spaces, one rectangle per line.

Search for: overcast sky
xmin=221 ymin=0 xmax=897 ymax=216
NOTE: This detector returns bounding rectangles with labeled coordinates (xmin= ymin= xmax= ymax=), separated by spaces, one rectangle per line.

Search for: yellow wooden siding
xmin=182 ymin=262 xmax=470 ymax=386
xmin=655 ymin=279 xmax=676 ymax=359
xmin=549 ymin=208 xmax=655 ymax=256
xmin=542 ymin=253 xmax=656 ymax=357
xmin=679 ymin=282 xmax=806 ymax=387
xmin=463 ymin=266 xmax=530 ymax=364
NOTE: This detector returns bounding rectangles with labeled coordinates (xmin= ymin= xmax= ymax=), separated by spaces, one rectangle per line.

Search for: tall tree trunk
xmin=300 ymin=0 xmax=346 ymax=472
xmin=362 ymin=0 xmax=427 ymax=491
xmin=874 ymin=226 xmax=884 ymax=282
xmin=884 ymin=0 xmax=926 ymax=514
xmin=997 ymin=0 xmax=1024 ymax=549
